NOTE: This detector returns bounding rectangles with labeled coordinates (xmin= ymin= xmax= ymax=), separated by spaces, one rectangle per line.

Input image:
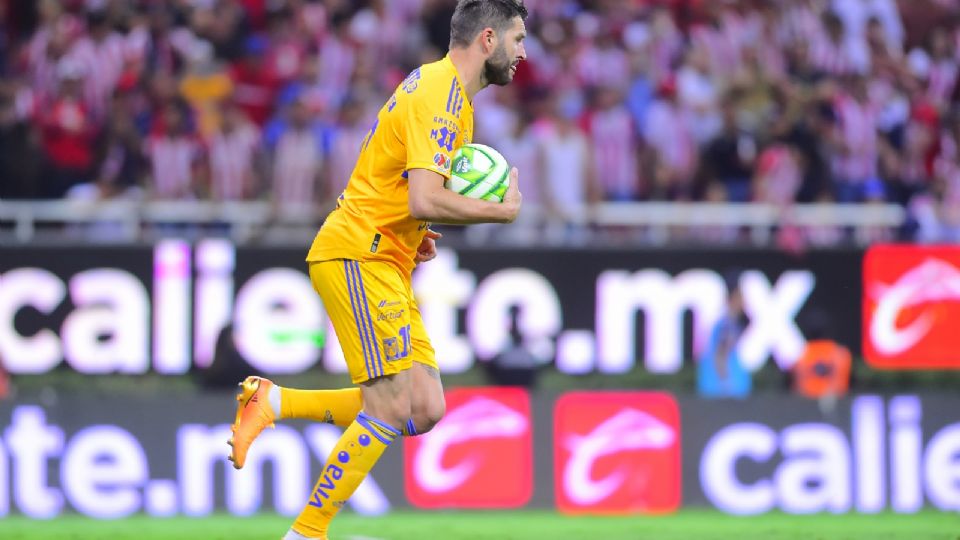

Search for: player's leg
xmin=269 ymin=276 xmax=443 ymax=438
xmin=229 ymin=260 xmax=370 ymax=469
xmin=231 ymin=370 xmax=422 ymax=468
xmin=234 ymin=376 xmax=428 ymax=431
xmin=233 ymin=373 xmax=362 ymax=430
xmin=287 ymin=372 xmax=409 ymax=540
xmin=287 ymin=260 xmax=413 ymax=539
xmin=229 ymin=377 xmax=363 ymax=468
xmin=405 ymin=295 xmax=445 ymax=435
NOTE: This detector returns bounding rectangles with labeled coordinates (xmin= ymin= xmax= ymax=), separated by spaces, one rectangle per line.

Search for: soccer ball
xmin=446 ymin=143 xmax=510 ymax=202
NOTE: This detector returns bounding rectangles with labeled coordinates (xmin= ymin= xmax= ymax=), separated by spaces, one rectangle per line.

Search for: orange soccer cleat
xmin=228 ymin=376 xmax=276 ymax=469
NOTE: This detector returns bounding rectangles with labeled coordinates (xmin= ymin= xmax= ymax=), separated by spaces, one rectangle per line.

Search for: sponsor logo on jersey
xmin=433 ymin=152 xmax=451 ymax=172
xmin=432 ymin=126 xmax=457 ymax=152
xmin=402 ymin=68 xmax=421 ymax=93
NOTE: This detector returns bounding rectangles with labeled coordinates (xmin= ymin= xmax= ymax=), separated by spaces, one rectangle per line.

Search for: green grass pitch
xmin=3 ymin=510 xmax=959 ymax=540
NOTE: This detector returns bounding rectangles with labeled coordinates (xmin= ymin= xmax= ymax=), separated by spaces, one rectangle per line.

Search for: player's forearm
xmin=409 ymin=188 xmax=515 ymax=224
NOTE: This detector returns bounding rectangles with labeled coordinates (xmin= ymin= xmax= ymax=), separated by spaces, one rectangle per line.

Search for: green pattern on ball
xmin=451 ymin=146 xmax=492 ymax=195
xmin=448 ymin=143 xmax=509 ymax=201
xmin=478 ymin=167 xmax=510 ymax=201
xmin=456 ymin=146 xmax=475 ymax=166
xmin=454 ymin=167 xmax=488 ymax=185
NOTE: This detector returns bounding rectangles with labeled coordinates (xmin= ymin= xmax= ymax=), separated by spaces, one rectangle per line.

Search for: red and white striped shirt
xmin=317 ymin=35 xmax=355 ymax=108
xmin=643 ymin=101 xmax=698 ymax=183
xmin=832 ymin=94 xmax=879 ymax=181
xmin=26 ymin=27 xmax=60 ymax=106
xmin=575 ymin=43 xmax=630 ymax=89
xmin=778 ymin=2 xmax=823 ymax=47
xmin=326 ymin=123 xmax=367 ymax=197
xmin=809 ymin=35 xmax=856 ymax=76
xmin=690 ymin=24 xmax=741 ymax=79
xmin=144 ymin=134 xmax=203 ymax=199
xmin=588 ymin=105 xmax=639 ymax=200
xmin=208 ymin=124 xmax=261 ymax=200
xmin=501 ymin=127 xmax=541 ymax=205
xmin=927 ymin=57 xmax=958 ymax=107
xmin=754 ymin=145 xmax=801 ymax=205
xmin=935 ymin=128 xmax=960 ymax=188
xmin=272 ymin=128 xmax=324 ymax=210
xmin=70 ymin=32 xmax=127 ymax=121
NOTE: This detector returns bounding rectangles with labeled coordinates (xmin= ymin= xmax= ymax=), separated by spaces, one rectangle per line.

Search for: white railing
xmin=0 ymin=199 xmax=907 ymax=245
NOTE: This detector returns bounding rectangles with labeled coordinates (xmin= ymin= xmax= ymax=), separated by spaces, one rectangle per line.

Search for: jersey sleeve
xmin=402 ymin=82 xmax=462 ymax=179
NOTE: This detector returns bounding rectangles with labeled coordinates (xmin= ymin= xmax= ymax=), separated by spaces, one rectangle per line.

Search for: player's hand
xmin=415 ymin=229 xmax=442 ymax=264
xmin=501 ymin=167 xmax=522 ymax=223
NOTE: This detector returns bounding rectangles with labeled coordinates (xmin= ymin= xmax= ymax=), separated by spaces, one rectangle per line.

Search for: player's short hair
xmin=449 ymin=0 xmax=528 ymax=49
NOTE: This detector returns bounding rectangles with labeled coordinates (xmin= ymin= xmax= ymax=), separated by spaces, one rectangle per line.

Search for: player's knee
xmin=411 ymin=394 xmax=445 ymax=434
xmin=364 ymin=395 xmax=411 ymax=431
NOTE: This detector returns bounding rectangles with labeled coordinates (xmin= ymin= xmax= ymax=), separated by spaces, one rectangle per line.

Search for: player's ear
xmin=481 ymin=27 xmax=496 ymax=53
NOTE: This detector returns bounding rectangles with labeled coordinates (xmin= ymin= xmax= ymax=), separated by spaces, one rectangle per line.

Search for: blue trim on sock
xmin=406 ymin=418 xmax=417 ymax=436
xmin=356 ymin=411 xmax=401 ymax=445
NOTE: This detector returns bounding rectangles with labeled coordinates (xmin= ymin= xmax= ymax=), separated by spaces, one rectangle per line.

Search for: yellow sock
xmin=280 ymin=387 xmax=362 ymax=427
xmin=280 ymin=388 xmax=420 ymax=436
xmin=291 ymin=412 xmax=400 ymax=538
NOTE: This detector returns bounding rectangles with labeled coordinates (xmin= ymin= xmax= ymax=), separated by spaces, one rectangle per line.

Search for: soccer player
xmin=227 ymin=1 xmax=528 ymax=539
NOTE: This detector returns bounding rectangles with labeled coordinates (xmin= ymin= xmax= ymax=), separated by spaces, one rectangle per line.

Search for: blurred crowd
xmin=0 ymin=0 xmax=959 ymax=243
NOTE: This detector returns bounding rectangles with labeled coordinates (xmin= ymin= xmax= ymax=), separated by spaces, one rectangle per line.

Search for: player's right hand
xmin=501 ymin=167 xmax=522 ymax=223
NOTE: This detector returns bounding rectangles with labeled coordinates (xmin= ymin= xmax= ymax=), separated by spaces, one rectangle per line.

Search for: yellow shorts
xmin=309 ymin=259 xmax=437 ymax=384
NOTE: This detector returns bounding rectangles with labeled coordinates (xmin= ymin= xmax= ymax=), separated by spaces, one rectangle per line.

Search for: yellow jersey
xmin=306 ymin=55 xmax=474 ymax=278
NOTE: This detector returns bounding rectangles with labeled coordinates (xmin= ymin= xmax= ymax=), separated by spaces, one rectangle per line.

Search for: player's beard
xmin=482 ymin=43 xmax=513 ymax=86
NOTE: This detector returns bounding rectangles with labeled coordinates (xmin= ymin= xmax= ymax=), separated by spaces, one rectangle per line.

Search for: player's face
xmin=484 ymin=17 xmax=527 ymax=86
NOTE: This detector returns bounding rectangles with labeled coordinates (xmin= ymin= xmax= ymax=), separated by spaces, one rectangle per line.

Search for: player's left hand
xmin=415 ymin=229 xmax=442 ymax=264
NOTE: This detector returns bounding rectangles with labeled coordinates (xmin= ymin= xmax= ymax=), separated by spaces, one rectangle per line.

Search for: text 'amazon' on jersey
xmin=307 ymin=55 xmax=474 ymax=278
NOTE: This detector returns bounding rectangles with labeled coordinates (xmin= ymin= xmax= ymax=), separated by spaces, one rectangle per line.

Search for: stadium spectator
xmin=264 ymin=93 xmax=330 ymax=216
xmin=38 ymin=58 xmax=96 ymax=198
xmin=697 ymin=273 xmax=752 ymax=400
xmin=80 ymin=97 xmax=147 ymax=200
xmin=277 ymin=52 xmax=334 ymax=122
xmin=753 ymin=143 xmax=802 ymax=207
xmin=69 ymin=5 xmax=126 ymax=123
xmin=207 ymin=100 xmax=262 ymax=201
xmin=179 ymin=39 xmax=233 ymax=137
xmin=499 ymin=106 xmax=540 ymax=209
xmin=643 ymin=77 xmax=698 ymax=200
xmin=831 ymin=75 xmax=884 ymax=202
xmin=587 ymin=84 xmax=640 ymax=202
xmin=0 ymin=81 xmax=41 ymax=199
xmin=143 ymin=100 xmax=204 ymax=199
xmin=908 ymin=174 xmax=960 ymax=243
xmin=810 ymin=10 xmax=863 ymax=76
xmin=325 ymin=94 xmax=372 ymax=199
xmin=314 ymin=10 xmax=357 ymax=116
xmin=676 ymin=45 xmax=721 ymax=144
xmin=536 ymin=90 xmax=596 ymax=244
xmin=485 ymin=305 xmax=541 ymax=388
xmin=261 ymin=3 xmax=307 ymax=86
xmin=229 ymin=35 xmax=279 ymax=126
xmin=138 ymin=4 xmax=183 ymax=77
xmin=703 ymin=96 xmax=757 ymax=202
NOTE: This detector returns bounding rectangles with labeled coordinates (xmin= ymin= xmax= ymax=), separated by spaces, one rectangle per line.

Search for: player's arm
xmin=402 ymin=82 xmax=520 ymax=224
xmin=408 ymin=166 xmax=521 ymax=224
